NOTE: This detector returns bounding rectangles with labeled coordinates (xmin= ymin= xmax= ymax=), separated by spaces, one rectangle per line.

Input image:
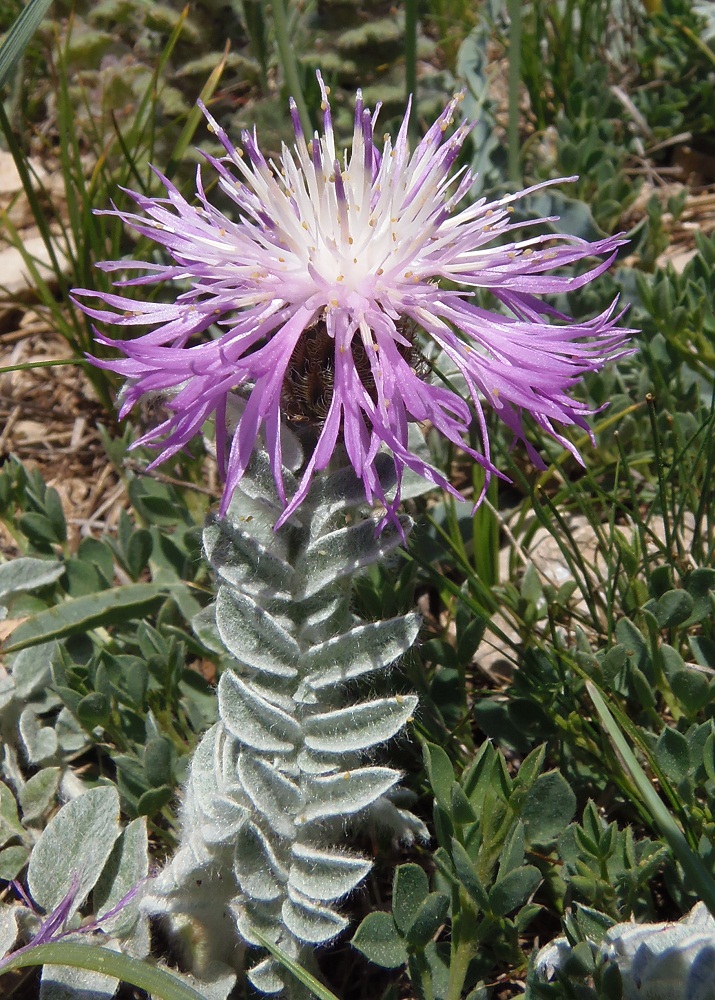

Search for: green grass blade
xmin=0 ymin=360 xmax=83 ymax=376
xmin=164 ymin=45 xmax=229 ymax=180
xmin=587 ymin=681 xmax=715 ymax=915
xmin=0 ymin=942 xmax=204 ymax=1000
xmin=0 ymin=0 xmax=54 ymax=89
xmin=252 ymin=931 xmax=340 ymax=1000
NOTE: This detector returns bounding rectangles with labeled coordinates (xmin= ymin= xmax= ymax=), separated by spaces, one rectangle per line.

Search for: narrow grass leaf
xmin=251 ymin=930 xmax=341 ymax=999
xmin=0 ymin=0 xmax=54 ymax=89
xmin=587 ymin=682 xmax=715 ymax=915
xmin=0 ymin=942 xmax=204 ymax=1000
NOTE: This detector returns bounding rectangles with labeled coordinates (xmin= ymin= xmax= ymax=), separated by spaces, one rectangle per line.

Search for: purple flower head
xmin=74 ymin=74 xmax=633 ymax=529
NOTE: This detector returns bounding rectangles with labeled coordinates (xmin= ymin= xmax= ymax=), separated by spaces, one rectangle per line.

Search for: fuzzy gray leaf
xmin=0 ymin=904 xmax=18 ymax=959
xmin=40 ymin=963 xmax=118 ymax=1000
xmin=303 ymin=696 xmax=418 ymax=753
xmin=187 ymin=727 xmax=248 ymax=841
xmin=297 ymin=517 xmax=410 ymax=598
xmin=19 ymin=707 xmax=58 ymax=765
xmin=219 ymin=672 xmax=301 ymax=753
xmin=191 ymin=603 xmax=225 ymax=654
xmin=204 ymin=517 xmax=293 ymax=594
xmin=231 ymin=447 xmax=300 ymax=501
xmin=10 ymin=642 xmax=55 ymax=699
xmin=94 ymin=818 xmax=149 ymax=941
xmin=232 ymin=898 xmax=284 ymax=948
xmin=19 ymin=767 xmax=60 ymax=824
xmin=55 ymin=707 xmax=89 ymax=755
xmin=215 ymin=588 xmax=299 ymax=677
xmin=28 ymin=785 xmax=122 ymax=915
xmin=0 ymin=558 xmax=64 ymax=601
xmin=233 ymin=822 xmax=288 ymax=902
xmin=0 ymin=669 xmax=13 ymax=711
xmin=307 ymin=455 xmax=395 ymax=537
xmin=237 ymin=754 xmax=300 ymax=837
xmin=290 ymin=843 xmax=371 ymax=901
xmin=296 ymin=749 xmax=341 ymax=775
xmin=247 ymin=957 xmax=284 ymax=996
xmin=282 ymin=886 xmax=349 ymax=943
xmin=300 ymin=768 xmax=400 ymax=822
xmin=163 ymin=962 xmax=237 ymax=1000
xmin=300 ymin=614 xmax=420 ymax=694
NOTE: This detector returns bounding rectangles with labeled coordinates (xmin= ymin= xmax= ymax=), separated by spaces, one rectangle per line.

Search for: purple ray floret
xmin=73 ymin=74 xmax=633 ymax=528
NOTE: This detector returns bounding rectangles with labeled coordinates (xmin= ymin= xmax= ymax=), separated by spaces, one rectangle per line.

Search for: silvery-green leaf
xmin=296 ymin=749 xmax=340 ymax=775
xmin=55 ymin=707 xmax=89 ymax=754
xmin=1 ymin=779 xmax=25 ymax=848
xmin=297 ymin=517 xmax=410 ymax=599
xmin=185 ymin=731 xmax=248 ymax=842
xmin=366 ymin=798 xmax=430 ymax=844
xmin=190 ymin=603 xmax=225 ymax=654
xmin=307 ymin=455 xmax=395 ymax=537
xmin=1 ymin=746 xmax=24 ymax=796
xmin=19 ymin=706 xmax=58 ymax=765
xmin=0 ymin=903 xmax=19 ymax=959
xmin=0 ymin=558 xmax=64 ymax=600
xmin=290 ymin=844 xmax=370 ymax=901
xmin=28 ymin=785 xmax=121 ymax=915
xmin=19 ymin=767 xmax=60 ymax=824
xmin=10 ymin=641 xmax=55 ymax=699
xmin=300 ymin=615 xmax=420 ymax=694
xmin=233 ymin=822 xmax=288 ymax=901
xmin=189 ymin=794 xmax=248 ymax=847
xmin=204 ymin=517 xmax=293 ymax=594
xmin=215 ymin=588 xmax=299 ymax=677
xmin=158 ymin=961 xmax=237 ymax=1000
xmin=237 ymin=755 xmax=300 ymax=837
xmin=247 ymin=956 xmax=284 ymax=996
xmin=219 ymin=672 xmax=300 ymax=753
xmin=231 ymin=899 xmax=283 ymax=948
xmin=300 ymin=768 xmax=400 ymax=822
xmin=0 ymin=668 xmax=13 ymax=711
xmin=604 ymin=902 xmax=715 ymax=1000
xmin=303 ymin=696 xmax=418 ymax=753
xmin=282 ymin=886 xmax=349 ymax=943
xmin=229 ymin=445 xmax=300 ymax=500
xmin=0 ymin=844 xmax=29 ymax=880
xmin=94 ymin=818 xmax=149 ymax=939
xmin=40 ymin=963 xmax=118 ymax=1000
xmin=298 ymin=591 xmax=353 ymax=644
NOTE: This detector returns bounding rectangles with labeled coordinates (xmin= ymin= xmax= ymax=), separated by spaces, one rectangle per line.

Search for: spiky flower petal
xmin=74 ymin=75 xmax=632 ymax=526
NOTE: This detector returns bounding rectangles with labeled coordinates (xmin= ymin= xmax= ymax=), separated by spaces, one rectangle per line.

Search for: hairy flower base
xmin=74 ymin=74 xmax=633 ymax=527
